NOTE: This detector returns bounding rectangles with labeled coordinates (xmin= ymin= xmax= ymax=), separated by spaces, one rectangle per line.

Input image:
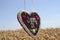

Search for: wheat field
xmin=0 ymin=28 xmax=60 ymax=40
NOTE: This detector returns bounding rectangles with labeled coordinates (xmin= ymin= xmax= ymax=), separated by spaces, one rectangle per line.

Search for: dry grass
xmin=0 ymin=28 xmax=60 ymax=40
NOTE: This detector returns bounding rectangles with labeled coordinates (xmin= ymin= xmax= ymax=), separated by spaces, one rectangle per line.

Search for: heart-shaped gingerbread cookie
xmin=17 ymin=10 xmax=40 ymax=38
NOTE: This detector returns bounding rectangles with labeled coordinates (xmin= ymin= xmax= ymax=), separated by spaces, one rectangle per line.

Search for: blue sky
xmin=0 ymin=0 xmax=60 ymax=30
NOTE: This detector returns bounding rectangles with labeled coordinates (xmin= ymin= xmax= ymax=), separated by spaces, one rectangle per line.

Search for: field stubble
xmin=0 ymin=28 xmax=60 ymax=40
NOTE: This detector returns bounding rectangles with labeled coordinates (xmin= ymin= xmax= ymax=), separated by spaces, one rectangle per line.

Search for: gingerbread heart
xmin=17 ymin=10 xmax=40 ymax=38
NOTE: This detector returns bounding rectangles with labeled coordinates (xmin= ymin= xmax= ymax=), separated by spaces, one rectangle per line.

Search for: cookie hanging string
xmin=31 ymin=0 xmax=35 ymax=11
xmin=24 ymin=0 xmax=26 ymax=10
